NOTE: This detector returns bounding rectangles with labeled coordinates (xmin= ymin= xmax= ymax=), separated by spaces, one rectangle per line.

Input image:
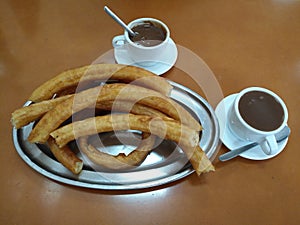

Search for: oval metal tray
xmin=12 ymin=81 xmax=220 ymax=190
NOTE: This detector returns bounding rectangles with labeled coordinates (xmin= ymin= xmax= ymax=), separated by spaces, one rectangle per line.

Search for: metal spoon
xmin=104 ymin=6 xmax=137 ymax=37
xmin=219 ymin=126 xmax=291 ymax=161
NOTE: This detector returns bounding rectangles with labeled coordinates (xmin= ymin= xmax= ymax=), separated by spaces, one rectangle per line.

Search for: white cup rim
xmin=233 ymin=87 xmax=288 ymax=134
xmin=124 ymin=17 xmax=170 ymax=50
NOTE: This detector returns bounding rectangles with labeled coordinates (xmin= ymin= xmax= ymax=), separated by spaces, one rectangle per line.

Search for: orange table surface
xmin=1 ymin=0 xmax=299 ymax=224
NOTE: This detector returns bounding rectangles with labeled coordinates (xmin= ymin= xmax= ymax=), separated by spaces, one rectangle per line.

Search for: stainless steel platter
xmin=12 ymin=81 xmax=220 ymax=190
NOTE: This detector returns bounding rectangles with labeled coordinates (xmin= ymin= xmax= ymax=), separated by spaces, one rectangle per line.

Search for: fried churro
xmin=28 ymin=83 xmax=201 ymax=143
xmin=50 ymin=114 xmax=199 ymax=148
xmin=29 ymin=64 xmax=172 ymax=102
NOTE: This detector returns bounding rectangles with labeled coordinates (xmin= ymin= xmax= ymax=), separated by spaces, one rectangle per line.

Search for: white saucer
xmin=215 ymin=94 xmax=289 ymax=160
xmin=114 ymin=38 xmax=178 ymax=75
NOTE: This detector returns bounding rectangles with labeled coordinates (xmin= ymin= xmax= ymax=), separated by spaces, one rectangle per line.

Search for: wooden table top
xmin=1 ymin=0 xmax=299 ymax=224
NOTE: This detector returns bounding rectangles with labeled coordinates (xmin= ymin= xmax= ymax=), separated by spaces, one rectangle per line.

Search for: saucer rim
xmin=215 ymin=93 xmax=289 ymax=160
xmin=113 ymin=38 xmax=178 ymax=75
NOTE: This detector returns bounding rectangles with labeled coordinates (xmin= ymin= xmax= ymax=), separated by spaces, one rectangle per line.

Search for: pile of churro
xmin=11 ymin=64 xmax=214 ymax=175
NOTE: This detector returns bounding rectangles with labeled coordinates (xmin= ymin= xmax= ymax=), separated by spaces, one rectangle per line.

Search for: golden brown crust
xmin=183 ymin=145 xmax=215 ymax=175
xmin=96 ymin=100 xmax=167 ymax=117
xmin=11 ymin=63 xmax=214 ymax=176
xmin=28 ymin=83 xmax=201 ymax=143
xmin=104 ymin=84 xmax=201 ymax=130
xmin=88 ymin=101 xmax=162 ymax=169
xmin=78 ymin=132 xmax=155 ymax=170
xmin=27 ymin=86 xmax=100 ymax=143
xmin=11 ymin=95 xmax=72 ymax=129
xmin=51 ymin=114 xmax=214 ymax=175
xmin=29 ymin=64 xmax=173 ymax=102
xmin=47 ymin=137 xmax=83 ymax=174
xmin=50 ymin=114 xmax=199 ymax=148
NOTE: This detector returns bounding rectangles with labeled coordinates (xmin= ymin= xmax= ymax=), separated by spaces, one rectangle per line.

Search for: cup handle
xmin=260 ymin=135 xmax=278 ymax=155
xmin=112 ymin=35 xmax=126 ymax=48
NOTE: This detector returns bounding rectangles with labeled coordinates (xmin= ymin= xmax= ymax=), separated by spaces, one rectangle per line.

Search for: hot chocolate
xmin=238 ymin=91 xmax=284 ymax=131
xmin=129 ymin=21 xmax=166 ymax=47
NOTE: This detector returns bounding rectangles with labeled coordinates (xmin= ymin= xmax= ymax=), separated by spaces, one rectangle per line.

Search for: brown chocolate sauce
xmin=129 ymin=21 xmax=166 ymax=47
xmin=238 ymin=91 xmax=284 ymax=131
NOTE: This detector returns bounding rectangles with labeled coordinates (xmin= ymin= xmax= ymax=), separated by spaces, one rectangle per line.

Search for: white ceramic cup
xmin=229 ymin=87 xmax=288 ymax=155
xmin=112 ymin=18 xmax=170 ymax=66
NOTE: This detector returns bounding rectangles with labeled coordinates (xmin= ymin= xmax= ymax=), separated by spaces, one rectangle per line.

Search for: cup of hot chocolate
xmin=229 ymin=87 xmax=288 ymax=155
xmin=112 ymin=18 xmax=170 ymax=66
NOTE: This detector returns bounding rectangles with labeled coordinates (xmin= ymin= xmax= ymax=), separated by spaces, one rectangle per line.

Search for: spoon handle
xmin=104 ymin=6 xmax=135 ymax=36
xmin=219 ymin=142 xmax=258 ymax=161
xmin=219 ymin=126 xmax=290 ymax=162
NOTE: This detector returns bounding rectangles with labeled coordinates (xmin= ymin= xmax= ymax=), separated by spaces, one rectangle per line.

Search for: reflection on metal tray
xmin=12 ymin=81 xmax=220 ymax=190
